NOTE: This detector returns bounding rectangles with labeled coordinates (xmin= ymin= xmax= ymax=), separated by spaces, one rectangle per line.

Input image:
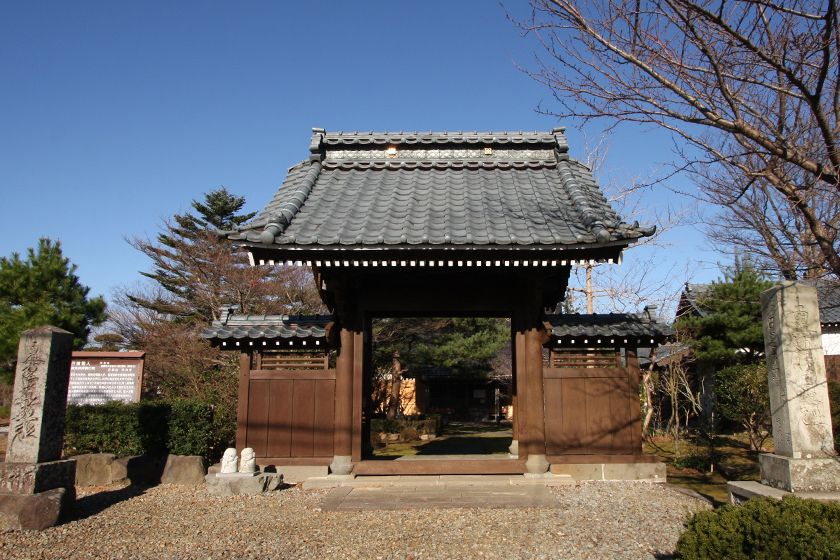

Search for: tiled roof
xmin=546 ymin=309 xmax=674 ymax=342
xmin=229 ymin=129 xmax=653 ymax=249
xmin=815 ymin=281 xmax=840 ymax=324
xmin=676 ymin=283 xmax=712 ymax=319
xmin=680 ymin=281 xmax=840 ymax=325
xmin=201 ymin=310 xmax=331 ymax=344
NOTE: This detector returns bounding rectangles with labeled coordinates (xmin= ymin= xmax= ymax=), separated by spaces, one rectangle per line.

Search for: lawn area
xmin=646 ymin=432 xmax=767 ymax=506
xmin=372 ymin=421 xmax=512 ymax=458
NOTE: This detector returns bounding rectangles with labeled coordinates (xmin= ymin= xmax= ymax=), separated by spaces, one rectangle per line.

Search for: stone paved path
xmin=318 ymin=481 xmax=562 ymax=510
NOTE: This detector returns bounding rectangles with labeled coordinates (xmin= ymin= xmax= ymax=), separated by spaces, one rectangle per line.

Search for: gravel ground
xmin=1 ymin=482 xmax=710 ymax=559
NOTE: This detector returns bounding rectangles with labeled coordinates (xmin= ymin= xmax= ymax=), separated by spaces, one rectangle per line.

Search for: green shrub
xmin=676 ymin=496 xmax=840 ymax=559
xmin=166 ymin=399 xmax=214 ymax=456
xmin=65 ymin=399 xmax=217 ymax=460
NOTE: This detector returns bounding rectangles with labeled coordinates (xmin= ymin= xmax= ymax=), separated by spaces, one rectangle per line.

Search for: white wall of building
xmin=822 ymin=332 xmax=840 ymax=356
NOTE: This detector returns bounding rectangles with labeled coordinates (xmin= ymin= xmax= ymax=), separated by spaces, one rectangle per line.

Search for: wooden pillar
xmin=235 ymin=352 xmax=251 ymax=452
xmin=519 ymin=326 xmax=549 ymax=473
xmin=331 ymin=326 xmax=355 ymax=475
xmin=352 ymin=328 xmax=364 ymax=462
xmin=626 ymin=346 xmax=643 ymax=453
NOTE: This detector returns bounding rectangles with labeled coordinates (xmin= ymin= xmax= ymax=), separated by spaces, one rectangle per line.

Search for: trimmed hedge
xmin=65 ymin=399 xmax=217 ymax=460
xmin=676 ymin=496 xmax=840 ymax=559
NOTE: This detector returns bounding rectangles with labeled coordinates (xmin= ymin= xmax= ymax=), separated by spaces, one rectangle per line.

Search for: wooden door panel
xmin=266 ymin=379 xmax=293 ymax=458
xmin=290 ymin=379 xmax=316 ymax=457
xmin=544 ymin=368 xmax=638 ymax=455
xmin=244 ymin=370 xmax=336 ymax=459
xmin=246 ymin=379 xmax=270 ymax=456
xmin=313 ymin=380 xmax=335 ymax=456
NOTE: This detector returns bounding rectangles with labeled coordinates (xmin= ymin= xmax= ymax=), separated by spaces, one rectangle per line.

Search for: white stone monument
xmin=757 ymin=282 xmax=840 ymax=493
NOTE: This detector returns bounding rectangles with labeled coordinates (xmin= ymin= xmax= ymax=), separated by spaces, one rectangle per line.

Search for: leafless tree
xmin=567 ymin=141 xmax=694 ymax=314
xmin=701 ymin=163 xmax=839 ymax=279
xmin=519 ymin=0 xmax=840 ymax=277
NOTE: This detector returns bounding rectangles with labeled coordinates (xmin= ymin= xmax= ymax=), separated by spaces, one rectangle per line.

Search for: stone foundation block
xmin=604 ymin=462 xmax=666 ymax=482
xmin=549 ymin=462 xmax=666 ymax=482
xmin=759 ymin=453 xmax=840 ymax=492
xmin=274 ymin=466 xmax=329 ymax=483
xmin=550 ymin=463 xmax=603 ymax=480
xmin=73 ymin=453 xmax=116 ymax=486
xmin=0 ymin=488 xmax=72 ymax=531
xmin=205 ymin=473 xmax=284 ymax=496
xmin=161 ymin=455 xmax=206 ymax=486
xmin=0 ymin=460 xmax=76 ymax=494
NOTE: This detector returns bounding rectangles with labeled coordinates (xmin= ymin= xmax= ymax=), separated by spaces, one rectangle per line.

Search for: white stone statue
xmin=238 ymin=447 xmax=257 ymax=474
xmin=220 ymin=448 xmax=238 ymax=474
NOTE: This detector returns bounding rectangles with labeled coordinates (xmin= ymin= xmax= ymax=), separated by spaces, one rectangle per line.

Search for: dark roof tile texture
xmin=816 ymin=281 xmax=840 ymax=323
xmin=201 ymin=314 xmax=330 ymax=342
xmin=546 ymin=313 xmax=674 ymax=340
xmin=231 ymin=129 xmax=652 ymax=249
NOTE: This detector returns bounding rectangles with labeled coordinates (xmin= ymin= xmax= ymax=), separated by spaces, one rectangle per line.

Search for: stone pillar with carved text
xmin=759 ymin=282 xmax=840 ymax=492
xmin=0 ymin=326 xmax=77 ymax=530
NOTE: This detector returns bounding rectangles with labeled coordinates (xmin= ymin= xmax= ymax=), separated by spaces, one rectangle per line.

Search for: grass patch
xmin=645 ymin=432 xmax=766 ymax=507
xmin=371 ymin=421 xmax=512 ymax=459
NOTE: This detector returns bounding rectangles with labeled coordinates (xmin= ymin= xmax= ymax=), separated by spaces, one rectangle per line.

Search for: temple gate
xmin=204 ymin=129 xmax=671 ymax=478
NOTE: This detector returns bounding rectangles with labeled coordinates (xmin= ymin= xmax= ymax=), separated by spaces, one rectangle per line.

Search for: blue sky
xmin=0 ymin=1 xmax=723 ymax=313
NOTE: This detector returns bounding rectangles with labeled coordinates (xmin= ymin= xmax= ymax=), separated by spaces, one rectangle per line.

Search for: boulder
xmin=205 ymin=473 xmax=284 ymax=496
xmin=73 ymin=453 xmax=116 ymax=486
xmin=0 ymin=488 xmax=70 ymax=531
xmin=112 ymin=455 xmax=166 ymax=485
xmin=161 ymin=455 xmax=206 ymax=486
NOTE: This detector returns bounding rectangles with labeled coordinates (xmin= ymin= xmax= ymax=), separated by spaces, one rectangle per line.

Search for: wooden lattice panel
xmin=257 ymin=352 xmax=329 ymax=371
xmin=548 ymin=348 xmax=621 ymax=369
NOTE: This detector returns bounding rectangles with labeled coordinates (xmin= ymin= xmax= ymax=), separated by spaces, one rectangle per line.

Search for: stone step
xmin=303 ymin=473 xmax=573 ymax=490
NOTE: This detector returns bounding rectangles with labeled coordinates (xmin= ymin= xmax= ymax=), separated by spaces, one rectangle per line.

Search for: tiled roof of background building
xmin=679 ymin=280 xmax=840 ymax=325
xmin=229 ymin=129 xmax=653 ymax=249
xmin=815 ymin=281 xmax=840 ymax=324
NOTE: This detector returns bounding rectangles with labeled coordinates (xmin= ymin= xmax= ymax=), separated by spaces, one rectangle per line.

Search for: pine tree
xmin=676 ymin=259 xmax=775 ymax=450
xmin=0 ymin=239 xmax=106 ymax=380
xmin=128 ymin=187 xmax=318 ymax=322
xmin=677 ymin=260 xmax=773 ymax=366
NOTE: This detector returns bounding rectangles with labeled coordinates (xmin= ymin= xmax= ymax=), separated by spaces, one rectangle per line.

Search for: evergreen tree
xmin=374 ymin=317 xmax=509 ymax=377
xmin=0 ymin=239 xmax=106 ymax=380
xmin=677 ymin=259 xmax=775 ymax=450
xmin=128 ymin=187 xmax=319 ymax=322
xmin=677 ymin=260 xmax=773 ymax=367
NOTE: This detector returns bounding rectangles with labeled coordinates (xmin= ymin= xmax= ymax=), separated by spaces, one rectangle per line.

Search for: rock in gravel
xmin=160 ymin=455 xmax=206 ymax=486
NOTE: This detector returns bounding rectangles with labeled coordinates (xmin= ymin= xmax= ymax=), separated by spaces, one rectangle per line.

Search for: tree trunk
xmin=386 ymin=352 xmax=402 ymax=420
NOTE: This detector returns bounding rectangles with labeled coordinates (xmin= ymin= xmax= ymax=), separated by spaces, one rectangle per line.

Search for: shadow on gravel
xmin=70 ymin=484 xmax=150 ymax=523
